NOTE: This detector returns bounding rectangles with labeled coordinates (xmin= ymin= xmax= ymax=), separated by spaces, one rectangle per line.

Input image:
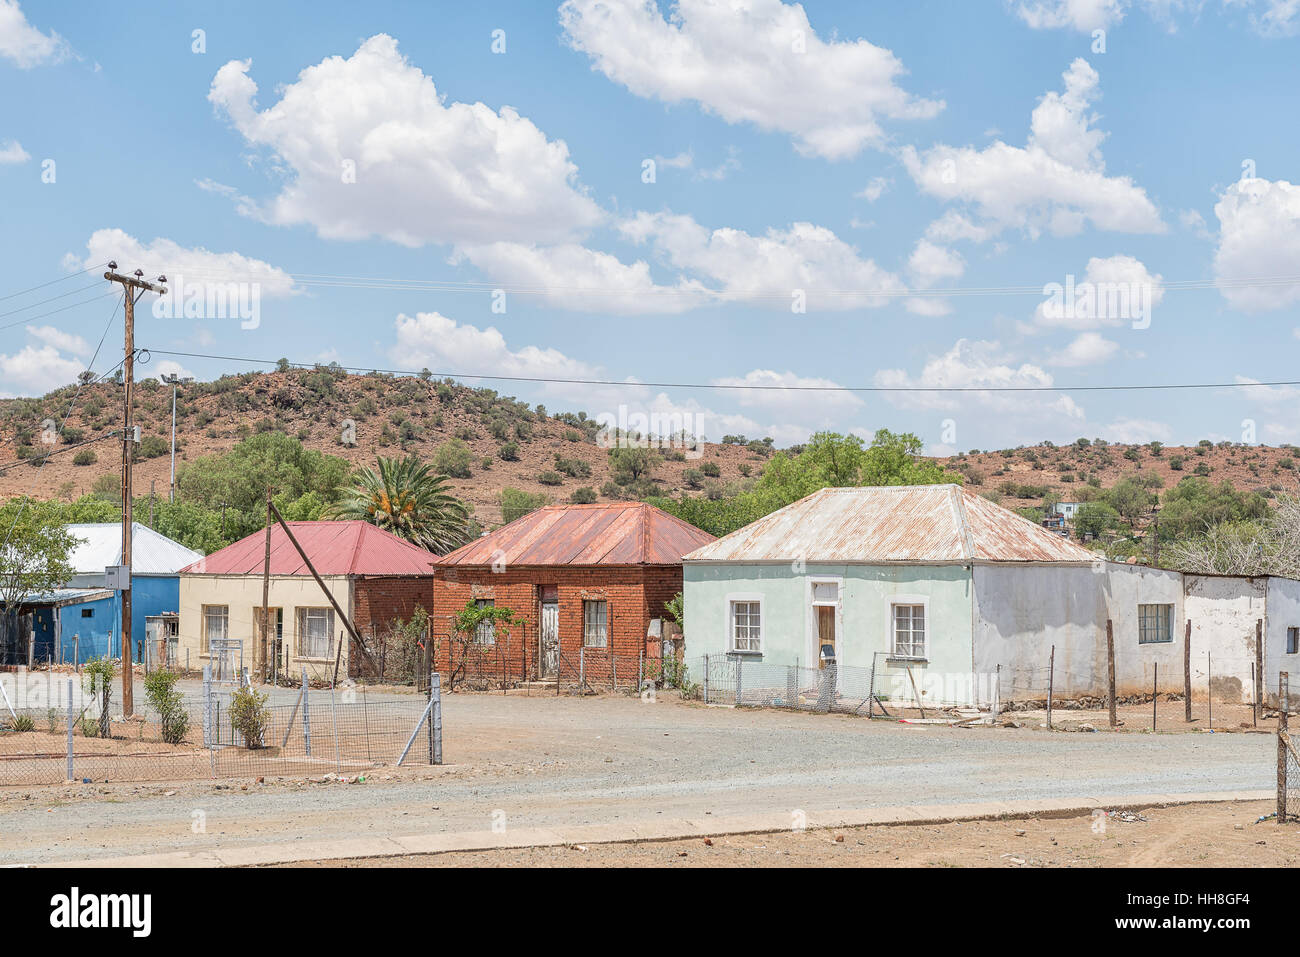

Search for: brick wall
xmin=431 ymin=564 xmax=684 ymax=681
xmin=350 ymin=575 xmax=435 ymax=678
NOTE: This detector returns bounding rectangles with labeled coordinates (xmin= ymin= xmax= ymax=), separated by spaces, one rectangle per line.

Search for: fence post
xmin=1184 ymin=619 xmax=1192 ymax=723
xmin=735 ymin=655 xmax=744 ymax=707
xmin=866 ymin=652 xmax=877 ymax=718
xmin=65 ymin=677 xmax=74 ymax=782
xmin=786 ymin=663 xmax=797 ymax=709
xmin=1256 ymin=618 xmax=1264 ymax=721
xmin=302 ymin=668 xmax=311 ymax=757
xmin=1152 ymin=662 xmax=1158 ymax=732
xmin=1208 ymin=652 xmax=1213 ymax=731
xmin=612 ymin=654 xmax=617 ymax=691
xmin=1106 ymin=619 xmax=1116 ymax=729
xmin=702 ymin=654 xmax=709 ymax=704
xmin=432 ymin=671 xmax=443 ymax=765
xmin=330 ymin=685 xmax=341 ymax=772
xmin=993 ymin=663 xmax=1001 ymax=718
xmin=579 ymin=646 xmax=585 ymax=689
xmin=1279 ymin=671 xmax=1289 ymax=824
xmin=1047 ymin=645 xmax=1055 ymax=730
xmin=202 ymin=664 xmax=212 ymax=747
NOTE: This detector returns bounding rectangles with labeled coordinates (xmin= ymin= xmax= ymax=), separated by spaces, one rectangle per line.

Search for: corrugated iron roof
xmin=683 ymin=485 xmax=1100 ymax=564
xmin=21 ymin=587 xmax=115 ymax=607
xmin=66 ymin=523 xmax=202 ymax=575
xmin=180 ymin=521 xmax=438 ymax=576
xmin=437 ymin=502 xmax=716 ymax=567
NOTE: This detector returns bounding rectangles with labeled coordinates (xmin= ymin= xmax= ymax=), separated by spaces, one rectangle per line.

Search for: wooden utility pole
xmin=1184 ymin=619 xmax=1192 ymax=723
xmin=104 ymin=267 xmax=166 ymax=717
xmin=259 ymin=486 xmax=272 ymax=683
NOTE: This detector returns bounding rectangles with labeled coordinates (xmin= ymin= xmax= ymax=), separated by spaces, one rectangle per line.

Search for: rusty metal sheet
xmin=181 ymin=521 xmax=439 ymax=576
xmin=438 ymin=502 xmax=716 ymax=567
xmin=684 ymin=485 xmax=1099 ymax=564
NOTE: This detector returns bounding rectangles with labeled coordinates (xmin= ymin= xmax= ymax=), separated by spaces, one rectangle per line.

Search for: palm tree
xmin=327 ymin=455 xmax=472 ymax=554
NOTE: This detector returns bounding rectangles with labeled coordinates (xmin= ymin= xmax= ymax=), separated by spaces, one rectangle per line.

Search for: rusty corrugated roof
xmin=683 ymin=485 xmax=1100 ymax=564
xmin=437 ymin=502 xmax=716 ymax=567
xmin=181 ymin=521 xmax=439 ymax=576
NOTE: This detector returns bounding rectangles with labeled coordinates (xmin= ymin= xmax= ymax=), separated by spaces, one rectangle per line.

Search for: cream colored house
xmin=177 ymin=520 xmax=437 ymax=682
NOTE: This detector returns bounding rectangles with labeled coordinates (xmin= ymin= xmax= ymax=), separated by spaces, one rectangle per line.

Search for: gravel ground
xmin=0 ymin=692 xmax=1277 ymax=866
xmin=299 ymin=799 xmax=1299 ymax=868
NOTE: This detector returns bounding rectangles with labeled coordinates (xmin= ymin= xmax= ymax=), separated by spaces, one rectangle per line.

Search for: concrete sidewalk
xmin=48 ymin=789 xmax=1273 ymax=868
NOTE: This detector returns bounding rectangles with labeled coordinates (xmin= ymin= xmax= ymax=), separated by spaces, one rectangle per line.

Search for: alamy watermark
xmin=152 ymin=272 xmax=260 ymax=329
xmin=1040 ymin=274 xmax=1153 ymax=330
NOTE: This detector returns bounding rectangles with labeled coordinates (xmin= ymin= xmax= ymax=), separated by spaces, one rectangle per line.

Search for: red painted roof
xmin=437 ymin=502 xmax=716 ymax=567
xmin=181 ymin=521 xmax=439 ymax=576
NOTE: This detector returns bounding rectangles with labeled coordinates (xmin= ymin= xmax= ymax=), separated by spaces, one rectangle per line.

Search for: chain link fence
xmin=0 ymin=669 xmax=441 ymax=787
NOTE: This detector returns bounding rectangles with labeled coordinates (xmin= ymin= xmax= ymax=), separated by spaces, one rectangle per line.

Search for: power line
xmin=0 ymin=428 xmax=123 ymax=476
xmin=0 ymin=290 xmax=120 ymax=334
xmin=0 ymin=263 xmax=109 ymax=304
xmin=108 ymin=262 xmax=1300 ymax=301
xmin=144 ymin=347 xmax=1300 ymax=395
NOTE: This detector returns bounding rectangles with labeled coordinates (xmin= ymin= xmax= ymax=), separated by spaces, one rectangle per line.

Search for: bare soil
xmin=297 ymin=799 xmax=1298 ymax=868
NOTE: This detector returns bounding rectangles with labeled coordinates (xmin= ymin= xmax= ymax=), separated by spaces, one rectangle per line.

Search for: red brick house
xmin=432 ymin=502 xmax=715 ymax=685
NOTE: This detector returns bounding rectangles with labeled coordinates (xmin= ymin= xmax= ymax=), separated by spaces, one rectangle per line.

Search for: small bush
xmin=570 ymin=487 xmax=597 ymax=504
xmin=144 ymin=669 xmax=190 ymax=745
xmin=538 ymin=470 xmax=564 ymax=486
xmin=498 ymin=442 xmax=520 ymax=462
xmin=6 ymin=714 xmax=34 ymax=732
xmin=228 ymin=685 xmax=270 ymax=749
xmin=73 ymin=449 xmax=97 ymax=466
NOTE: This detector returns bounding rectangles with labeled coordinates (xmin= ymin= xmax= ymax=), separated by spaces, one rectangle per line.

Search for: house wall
xmin=683 ymin=561 xmax=976 ymax=706
xmin=1265 ymin=577 xmax=1300 ymax=707
xmin=1184 ymin=575 xmax=1265 ymax=704
xmin=973 ymin=563 xmax=1110 ymax=703
xmin=431 ymin=565 xmax=672 ymax=680
xmin=349 ymin=576 xmax=435 ymax=679
xmin=63 ymin=574 xmax=181 ymax=662
xmin=178 ymin=574 xmax=353 ymax=682
xmin=55 ymin=596 xmax=117 ymax=663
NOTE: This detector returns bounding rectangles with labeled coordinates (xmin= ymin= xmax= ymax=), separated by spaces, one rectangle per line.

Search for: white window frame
xmin=728 ymin=595 xmax=763 ymax=655
xmin=296 ymin=606 xmax=334 ymax=659
xmin=1137 ymin=603 xmax=1173 ymax=645
xmin=889 ymin=598 xmax=928 ymax=661
xmin=582 ymin=599 xmax=608 ymax=648
xmin=201 ymin=604 xmax=228 ymax=655
xmin=474 ymin=599 xmax=496 ymax=645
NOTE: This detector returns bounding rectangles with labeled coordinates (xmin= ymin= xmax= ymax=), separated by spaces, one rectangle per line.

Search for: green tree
xmin=327 ymin=454 xmax=471 ymax=554
xmin=432 ymin=439 xmax=473 ymax=479
xmin=0 ymin=498 xmax=80 ymax=612
xmin=1074 ymin=502 xmax=1120 ymax=541
xmin=500 ymin=487 xmax=549 ymax=524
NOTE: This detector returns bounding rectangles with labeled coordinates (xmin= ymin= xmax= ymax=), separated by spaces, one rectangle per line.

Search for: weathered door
xmin=540 ymin=602 xmax=559 ymax=678
xmin=816 ymin=605 xmax=836 ymax=668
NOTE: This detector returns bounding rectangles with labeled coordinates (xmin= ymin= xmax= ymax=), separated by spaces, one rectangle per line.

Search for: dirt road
xmin=0 ymin=693 xmax=1278 ymax=866
xmin=302 ymin=800 xmax=1298 ymax=868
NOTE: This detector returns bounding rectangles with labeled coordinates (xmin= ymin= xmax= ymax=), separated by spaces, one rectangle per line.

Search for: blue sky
xmin=1 ymin=0 xmax=1298 ymax=452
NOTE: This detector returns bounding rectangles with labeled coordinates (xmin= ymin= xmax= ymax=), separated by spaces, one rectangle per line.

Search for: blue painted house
xmin=23 ymin=588 xmax=117 ymax=664
xmin=60 ymin=522 xmax=198 ymax=665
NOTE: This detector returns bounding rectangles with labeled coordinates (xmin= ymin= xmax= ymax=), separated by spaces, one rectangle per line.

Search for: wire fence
xmin=0 ymin=669 xmax=441 ymax=787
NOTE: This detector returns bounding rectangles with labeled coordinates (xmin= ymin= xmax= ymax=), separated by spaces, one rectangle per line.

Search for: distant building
xmin=682 ymin=484 xmax=1300 ymax=709
xmin=176 ymin=521 xmax=437 ymax=680
xmin=432 ymin=502 xmax=715 ymax=683
xmin=1052 ymin=501 xmax=1082 ymax=520
xmin=10 ymin=523 xmax=199 ymax=666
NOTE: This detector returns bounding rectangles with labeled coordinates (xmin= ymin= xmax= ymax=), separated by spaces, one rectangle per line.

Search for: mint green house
xmin=681 ymin=485 xmax=1102 ymax=708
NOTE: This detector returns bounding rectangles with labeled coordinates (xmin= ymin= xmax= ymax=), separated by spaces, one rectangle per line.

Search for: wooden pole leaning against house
xmin=266 ymin=500 xmax=378 ymax=678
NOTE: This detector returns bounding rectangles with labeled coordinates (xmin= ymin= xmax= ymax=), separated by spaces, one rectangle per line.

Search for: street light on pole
xmin=161 ymin=373 xmax=193 ymax=504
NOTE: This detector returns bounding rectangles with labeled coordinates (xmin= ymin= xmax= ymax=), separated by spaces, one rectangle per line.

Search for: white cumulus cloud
xmin=208 ymin=35 xmax=603 ymax=246
xmin=1213 ymin=176 xmax=1300 ymax=311
xmin=620 ymin=211 xmax=906 ymax=309
xmin=0 ymin=0 xmax=68 ymax=68
xmin=559 ymin=0 xmax=942 ymax=160
xmin=901 ymin=58 xmax=1163 ymax=240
